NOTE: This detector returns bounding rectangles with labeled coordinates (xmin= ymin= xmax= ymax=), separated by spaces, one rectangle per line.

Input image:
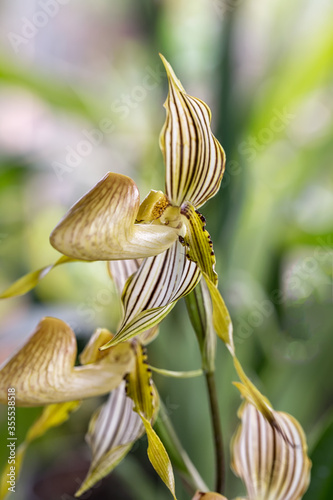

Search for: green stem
xmin=155 ymin=401 xmax=209 ymax=493
xmin=185 ymin=286 xmax=225 ymax=494
xmin=205 ymin=370 xmax=225 ymax=494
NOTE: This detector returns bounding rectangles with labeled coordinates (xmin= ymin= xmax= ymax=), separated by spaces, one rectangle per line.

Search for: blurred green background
xmin=0 ymin=0 xmax=332 ymax=499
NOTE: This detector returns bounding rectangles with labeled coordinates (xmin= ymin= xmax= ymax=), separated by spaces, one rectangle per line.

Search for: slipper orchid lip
xmin=0 ymin=317 xmax=134 ymax=406
xmin=49 ymin=172 xmax=179 ymax=261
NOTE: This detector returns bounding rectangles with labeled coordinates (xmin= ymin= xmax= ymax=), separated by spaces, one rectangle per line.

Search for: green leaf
xmin=0 ymin=56 xmax=103 ymax=122
xmin=303 ymin=413 xmax=333 ymax=500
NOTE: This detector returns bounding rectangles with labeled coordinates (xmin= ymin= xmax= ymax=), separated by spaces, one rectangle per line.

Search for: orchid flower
xmin=231 ymin=401 xmax=311 ymax=500
xmin=0 ymin=56 xmax=232 ymax=350
xmin=191 ymin=378 xmax=311 ymax=500
xmin=45 ymin=54 xmax=233 ymax=352
xmin=0 ymin=260 xmax=177 ymax=499
xmin=0 ymin=55 xmax=232 ymax=350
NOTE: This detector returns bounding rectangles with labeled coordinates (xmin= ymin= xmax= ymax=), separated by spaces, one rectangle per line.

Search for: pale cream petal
xmin=50 ymin=172 xmax=178 ymax=261
xmin=107 ymin=259 xmax=159 ymax=345
xmin=160 ymin=55 xmax=225 ymax=208
xmin=231 ymin=402 xmax=311 ymax=500
xmin=107 ymin=259 xmax=142 ymax=296
xmin=0 ymin=318 xmax=134 ymax=406
xmin=75 ymin=382 xmax=144 ymax=497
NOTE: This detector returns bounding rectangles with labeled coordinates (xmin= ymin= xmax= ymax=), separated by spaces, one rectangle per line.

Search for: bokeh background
xmin=0 ymin=0 xmax=333 ymax=499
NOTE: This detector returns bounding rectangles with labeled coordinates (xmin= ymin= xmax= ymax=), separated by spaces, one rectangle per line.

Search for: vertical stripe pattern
xmin=108 ymin=259 xmax=141 ymax=295
xmin=160 ymin=55 xmax=226 ymax=209
xmin=231 ymin=403 xmax=311 ymax=500
xmin=76 ymin=382 xmax=144 ymax=496
xmin=105 ymin=240 xmax=201 ymax=346
xmin=107 ymin=259 xmax=159 ymax=345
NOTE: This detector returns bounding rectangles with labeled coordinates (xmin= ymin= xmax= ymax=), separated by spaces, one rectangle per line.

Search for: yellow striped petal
xmin=125 ymin=342 xmax=176 ymax=499
xmin=180 ymin=202 xmax=217 ymax=285
xmin=50 ymin=172 xmax=178 ymax=261
xmin=160 ymin=54 xmax=226 ymax=208
xmin=141 ymin=414 xmax=177 ymax=500
xmin=75 ymin=382 xmax=144 ymax=497
xmin=0 ymin=318 xmax=134 ymax=406
xmin=177 ymin=203 xmax=234 ymax=353
xmin=231 ymin=402 xmax=311 ymax=500
xmin=101 ymin=241 xmax=201 ymax=348
xmin=125 ymin=342 xmax=158 ymax=421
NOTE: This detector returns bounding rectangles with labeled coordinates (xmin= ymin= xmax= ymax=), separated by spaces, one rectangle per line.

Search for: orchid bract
xmin=0 ymin=55 xmax=311 ymax=500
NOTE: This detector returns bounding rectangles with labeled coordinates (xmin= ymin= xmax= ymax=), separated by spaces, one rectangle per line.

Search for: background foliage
xmin=0 ymin=0 xmax=332 ymax=499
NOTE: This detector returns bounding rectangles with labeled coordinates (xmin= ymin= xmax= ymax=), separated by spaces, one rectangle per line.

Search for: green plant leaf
xmin=303 ymin=413 xmax=333 ymax=500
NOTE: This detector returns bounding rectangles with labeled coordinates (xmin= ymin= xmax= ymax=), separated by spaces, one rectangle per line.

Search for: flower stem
xmin=155 ymin=400 xmax=209 ymax=493
xmin=185 ymin=284 xmax=226 ymax=494
xmin=205 ymin=369 xmax=225 ymax=493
